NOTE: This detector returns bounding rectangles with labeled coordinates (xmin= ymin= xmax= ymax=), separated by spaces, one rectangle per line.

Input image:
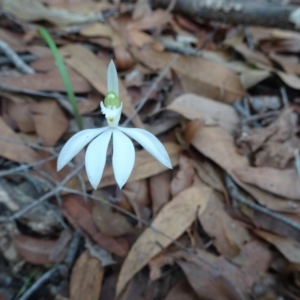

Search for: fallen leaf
xmin=149 ymin=170 xmax=172 ymax=216
xmin=199 ymin=192 xmax=251 ymax=259
xmin=168 ymin=93 xmax=240 ymax=134
xmin=131 ymin=47 xmax=245 ymax=103
xmin=3 ymin=0 xmax=99 ymax=26
xmin=114 ymin=45 xmax=134 ymax=70
xmin=116 ymin=186 xmax=212 ymax=295
xmin=170 ymin=154 xmax=195 ymax=197
xmin=178 ymin=261 xmax=245 ymax=300
xmin=233 ymin=167 xmax=300 ymax=200
xmin=100 ymin=142 xmax=180 ymax=187
xmin=192 ymin=126 xmax=298 ymax=212
xmin=92 ymin=197 xmax=135 ymax=237
xmin=164 ymin=280 xmax=199 ymax=300
xmin=6 ymin=101 xmax=35 ymax=133
xmin=0 ymin=116 xmax=40 ymax=163
xmin=269 ymin=52 xmax=300 ymax=75
xmin=62 ymin=194 xmax=129 ymax=256
xmin=254 ymin=229 xmax=300 ymax=263
xmin=14 ymin=235 xmax=57 ymax=265
xmin=70 ymin=250 xmax=104 ymax=300
xmin=30 ymin=100 xmax=69 ymax=146
xmin=0 ymin=68 xmax=91 ymax=93
xmin=276 ymin=70 xmax=300 ymax=90
xmin=60 ymin=44 xmax=143 ymax=128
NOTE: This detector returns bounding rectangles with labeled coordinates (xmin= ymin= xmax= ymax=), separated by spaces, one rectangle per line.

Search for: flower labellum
xmin=57 ymin=60 xmax=172 ymax=189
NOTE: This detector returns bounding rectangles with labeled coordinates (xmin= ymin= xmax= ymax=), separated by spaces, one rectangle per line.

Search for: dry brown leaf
xmin=92 ymin=195 xmax=135 ymax=237
xmin=170 ymin=154 xmax=195 ymax=197
xmin=178 ymin=261 xmax=245 ymax=300
xmin=192 ymin=126 xmax=298 ymax=212
xmin=126 ymin=30 xmax=152 ymax=48
xmin=116 ymin=186 xmax=212 ymax=296
xmin=77 ymin=93 xmax=100 ymax=115
xmin=254 ymin=229 xmax=300 ymax=263
xmin=269 ymin=52 xmax=300 ymax=75
xmin=199 ymin=192 xmax=251 ymax=259
xmin=131 ymin=47 xmax=245 ymax=103
xmin=70 ymin=250 xmax=104 ymax=300
xmin=233 ymin=167 xmax=300 ymax=200
xmin=14 ymin=235 xmax=57 ymax=265
xmin=276 ymin=70 xmax=300 ymax=90
xmin=114 ymin=45 xmax=134 ymax=70
xmin=149 ymin=170 xmax=172 ymax=216
xmin=168 ymin=93 xmax=240 ymax=134
xmin=3 ymin=0 xmax=98 ymax=26
xmin=62 ymin=194 xmax=129 ymax=257
xmin=0 ymin=117 xmax=40 ymax=163
xmin=30 ymin=100 xmax=69 ymax=147
xmin=6 ymin=101 xmax=35 ymax=133
xmin=60 ymin=44 xmax=143 ymax=128
xmin=184 ymin=120 xmax=203 ymax=146
xmin=0 ymin=68 xmax=91 ymax=93
xmin=100 ymin=142 xmax=180 ymax=188
xmin=164 ymin=280 xmax=199 ymax=300
xmin=173 ymin=239 xmax=272 ymax=294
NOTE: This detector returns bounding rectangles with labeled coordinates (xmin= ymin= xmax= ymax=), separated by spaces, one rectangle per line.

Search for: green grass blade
xmin=37 ymin=27 xmax=83 ymax=130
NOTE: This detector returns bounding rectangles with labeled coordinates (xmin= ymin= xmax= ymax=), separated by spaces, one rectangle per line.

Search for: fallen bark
xmin=152 ymin=0 xmax=300 ymax=30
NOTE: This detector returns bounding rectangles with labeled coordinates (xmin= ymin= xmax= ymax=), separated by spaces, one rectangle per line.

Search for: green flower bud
xmin=104 ymin=91 xmax=121 ymax=108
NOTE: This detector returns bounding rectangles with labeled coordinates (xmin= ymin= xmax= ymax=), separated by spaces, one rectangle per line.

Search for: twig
xmin=225 ymin=174 xmax=300 ymax=232
xmin=0 ymin=155 xmax=56 ymax=177
xmin=0 ymin=39 xmax=35 ymax=74
xmin=280 ymin=86 xmax=289 ymax=108
xmin=0 ymin=54 xmax=36 ymax=66
xmin=242 ymin=111 xmax=279 ymax=125
xmin=121 ymin=54 xmax=179 ymax=127
xmin=0 ymin=82 xmax=77 ymax=115
xmin=64 ymin=231 xmax=81 ymax=268
xmin=294 ymin=149 xmax=300 ymax=186
xmin=18 ymin=267 xmax=60 ymax=300
xmin=0 ymin=163 xmax=84 ymax=223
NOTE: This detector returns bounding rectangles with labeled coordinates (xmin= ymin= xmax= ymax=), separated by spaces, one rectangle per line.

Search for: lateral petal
xmin=57 ymin=127 xmax=108 ymax=171
xmin=118 ymin=127 xmax=172 ymax=169
xmin=85 ymin=129 xmax=112 ymax=189
xmin=113 ymin=129 xmax=135 ymax=189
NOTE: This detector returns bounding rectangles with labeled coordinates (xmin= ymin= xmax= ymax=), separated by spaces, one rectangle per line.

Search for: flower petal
xmin=85 ymin=129 xmax=112 ymax=189
xmin=57 ymin=127 xmax=108 ymax=171
xmin=113 ymin=129 xmax=135 ymax=189
xmin=107 ymin=60 xmax=119 ymax=96
xmin=118 ymin=127 xmax=172 ymax=169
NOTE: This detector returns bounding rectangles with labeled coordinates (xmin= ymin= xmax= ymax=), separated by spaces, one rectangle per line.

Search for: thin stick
xmin=225 ymin=174 xmax=300 ymax=231
xmin=0 ymin=163 xmax=84 ymax=223
xmin=0 ymin=40 xmax=35 ymax=74
xmin=121 ymin=54 xmax=179 ymax=127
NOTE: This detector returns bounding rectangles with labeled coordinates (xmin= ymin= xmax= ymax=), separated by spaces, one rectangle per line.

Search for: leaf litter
xmin=1 ymin=1 xmax=300 ymax=299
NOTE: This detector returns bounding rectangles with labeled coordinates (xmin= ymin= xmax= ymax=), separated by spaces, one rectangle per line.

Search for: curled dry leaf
xmin=30 ymin=100 xmax=69 ymax=147
xmin=60 ymin=44 xmax=143 ymax=128
xmin=14 ymin=235 xmax=57 ymax=265
xmin=114 ymin=46 xmax=134 ymax=70
xmin=100 ymin=142 xmax=180 ymax=188
xmin=168 ymin=93 xmax=240 ymax=134
xmin=70 ymin=250 xmax=104 ymax=300
xmin=170 ymin=154 xmax=195 ymax=197
xmin=254 ymin=229 xmax=300 ymax=264
xmin=116 ymin=186 xmax=212 ymax=296
xmin=233 ymin=167 xmax=300 ymax=200
xmin=199 ymin=192 xmax=251 ymax=259
xmin=192 ymin=126 xmax=299 ymax=212
xmin=0 ymin=116 xmax=40 ymax=164
xmin=149 ymin=170 xmax=172 ymax=216
xmin=62 ymin=194 xmax=129 ymax=257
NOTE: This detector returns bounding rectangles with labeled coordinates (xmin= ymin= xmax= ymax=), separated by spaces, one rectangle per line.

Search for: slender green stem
xmin=37 ymin=27 xmax=83 ymax=130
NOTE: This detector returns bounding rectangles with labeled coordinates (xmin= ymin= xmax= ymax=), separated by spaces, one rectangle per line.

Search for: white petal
xmin=85 ymin=129 xmax=112 ymax=189
xmin=107 ymin=60 xmax=119 ymax=96
xmin=113 ymin=130 xmax=135 ymax=189
xmin=118 ymin=127 xmax=172 ymax=169
xmin=57 ymin=127 xmax=108 ymax=171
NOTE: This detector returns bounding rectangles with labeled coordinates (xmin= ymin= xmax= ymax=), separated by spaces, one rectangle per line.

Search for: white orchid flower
xmin=57 ymin=60 xmax=172 ymax=189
